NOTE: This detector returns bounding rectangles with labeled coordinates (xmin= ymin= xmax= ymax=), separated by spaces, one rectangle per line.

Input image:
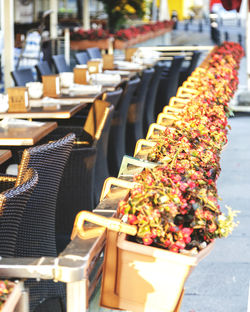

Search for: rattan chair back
xmin=155 ymin=55 xmax=185 ymax=117
xmin=14 ymin=133 xmax=75 ymax=311
xmin=53 ymin=101 xmax=114 ymax=252
xmin=0 ymin=168 xmax=38 ymax=257
xmin=102 ymin=88 xmax=123 ymax=109
xmin=178 ymin=50 xmax=202 ymax=86
xmin=94 ymin=104 xmax=115 ymax=205
xmin=143 ymin=62 xmax=165 ymax=136
xmin=35 ymin=60 xmax=53 ymax=82
xmin=52 ymin=54 xmax=71 ymax=73
xmin=86 ymin=47 xmax=102 ymax=59
xmin=74 ymin=51 xmax=90 ymax=64
xmin=108 ymin=77 xmax=140 ymax=176
xmin=126 ymin=68 xmax=155 ymax=155
xmin=15 ymin=133 xmax=75 ymax=257
xmin=83 ymin=99 xmax=111 ymax=142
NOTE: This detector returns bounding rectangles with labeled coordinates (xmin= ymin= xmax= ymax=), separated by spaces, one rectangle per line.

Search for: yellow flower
xmin=124 ymin=4 xmax=136 ymax=14
xmin=114 ymin=5 xmax=121 ymax=11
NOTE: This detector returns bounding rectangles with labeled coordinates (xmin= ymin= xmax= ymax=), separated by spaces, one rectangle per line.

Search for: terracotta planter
xmin=70 ymin=39 xmax=110 ymax=50
xmin=101 ymin=231 xmax=214 ymax=312
xmin=114 ymin=39 xmax=130 ymax=50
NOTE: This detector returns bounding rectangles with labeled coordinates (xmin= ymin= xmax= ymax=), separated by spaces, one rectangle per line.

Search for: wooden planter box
xmin=100 ymin=231 xmax=214 ymax=312
xmin=0 ymin=281 xmax=22 ymax=312
xmin=70 ymin=39 xmax=110 ymax=50
xmin=114 ymin=26 xmax=173 ymax=49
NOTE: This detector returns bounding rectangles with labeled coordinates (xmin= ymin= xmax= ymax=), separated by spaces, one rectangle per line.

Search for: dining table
xmin=0 ymin=149 xmax=12 ymax=164
xmin=0 ymin=120 xmax=57 ymax=146
xmin=0 ymin=103 xmax=91 ymax=120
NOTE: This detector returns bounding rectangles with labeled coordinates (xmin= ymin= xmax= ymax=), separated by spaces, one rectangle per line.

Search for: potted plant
xmin=70 ymin=28 xmax=111 ymax=50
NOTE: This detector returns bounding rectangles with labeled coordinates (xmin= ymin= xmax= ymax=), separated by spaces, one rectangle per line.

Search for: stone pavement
xmin=180 ymin=114 xmax=250 ymax=312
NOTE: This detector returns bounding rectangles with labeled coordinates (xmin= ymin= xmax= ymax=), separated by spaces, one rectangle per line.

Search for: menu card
xmin=7 ymin=87 xmax=30 ymax=112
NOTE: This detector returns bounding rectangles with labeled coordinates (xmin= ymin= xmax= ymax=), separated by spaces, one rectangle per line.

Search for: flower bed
xmin=70 ymin=20 xmax=174 ymax=50
xmin=118 ymin=42 xmax=244 ymax=254
xmin=114 ymin=21 xmax=174 ymax=49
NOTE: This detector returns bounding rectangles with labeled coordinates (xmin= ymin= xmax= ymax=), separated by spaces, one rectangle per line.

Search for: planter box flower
xmin=0 ymin=281 xmax=22 ymax=312
xmin=114 ymin=28 xmax=172 ymax=49
xmin=114 ymin=38 xmax=138 ymax=49
xmin=70 ymin=21 xmax=174 ymax=51
xmin=100 ymin=231 xmax=214 ymax=312
xmin=70 ymin=39 xmax=110 ymax=50
xmin=71 ymin=42 xmax=243 ymax=312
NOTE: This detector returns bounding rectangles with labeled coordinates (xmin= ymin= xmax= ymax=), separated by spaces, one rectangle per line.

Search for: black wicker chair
xmin=155 ymin=56 xmax=185 ymax=118
xmin=74 ymin=51 xmax=90 ymax=65
xmin=0 ymin=133 xmax=75 ymax=311
xmin=0 ymin=168 xmax=38 ymax=257
xmin=125 ymin=68 xmax=155 ymax=156
xmin=108 ymin=77 xmax=140 ymax=177
xmin=35 ymin=60 xmax=53 ymax=82
xmin=43 ymin=100 xmax=114 ymax=251
xmin=69 ymin=88 xmax=122 ymax=126
xmin=52 ymin=54 xmax=71 ymax=73
xmin=11 ymin=68 xmax=35 ymax=86
xmin=178 ymin=50 xmax=202 ymax=86
xmin=143 ymin=62 xmax=165 ymax=137
xmin=86 ymin=47 xmax=102 ymax=59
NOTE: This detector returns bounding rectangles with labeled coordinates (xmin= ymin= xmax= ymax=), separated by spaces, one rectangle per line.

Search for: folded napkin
xmin=0 ymin=118 xmax=45 ymax=127
xmin=90 ymin=73 xmax=121 ymax=86
xmin=75 ymin=64 xmax=88 ymax=69
xmin=132 ymin=49 xmax=161 ymax=64
xmin=0 ymin=94 xmax=8 ymax=113
xmin=68 ymin=84 xmax=102 ymax=96
xmin=104 ymin=70 xmax=130 ymax=76
xmin=114 ymin=61 xmax=143 ymax=70
xmin=41 ymin=97 xmax=84 ymax=106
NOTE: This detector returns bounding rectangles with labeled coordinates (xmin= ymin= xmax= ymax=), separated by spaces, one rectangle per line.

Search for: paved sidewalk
xmin=180 ymin=114 xmax=250 ymax=312
xmin=172 ymin=20 xmax=250 ymax=312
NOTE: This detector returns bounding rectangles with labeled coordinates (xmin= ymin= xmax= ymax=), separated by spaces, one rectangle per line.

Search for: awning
xmin=220 ymin=0 xmax=242 ymax=11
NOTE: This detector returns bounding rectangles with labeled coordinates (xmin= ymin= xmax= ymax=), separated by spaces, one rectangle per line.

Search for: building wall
xmin=167 ymin=0 xmax=193 ymax=20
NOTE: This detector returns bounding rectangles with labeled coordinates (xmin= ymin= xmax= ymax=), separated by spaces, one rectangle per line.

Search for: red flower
xmin=143 ymin=234 xmax=153 ymax=246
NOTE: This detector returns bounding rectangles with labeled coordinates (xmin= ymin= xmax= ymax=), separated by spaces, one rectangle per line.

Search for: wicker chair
xmin=52 ymin=54 xmax=71 ymax=73
xmin=44 ymin=100 xmax=114 ymax=252
xmin=143 ymin=62 xmax=165 ymax=137
xmin=178 ymin=50 xmax=202 ymax=86
xmin=126 ymin=68 xmax=155 ymax=156
xmin=0 ymin=168 xmax=38 ymax=257
xmin=155 ymin=56 xmax=185 ymax=118
xmin=108 ymin=77 xmax=140 ymax=177
xmin=35 ymin=60 xmax=53 ymax=82
xmin=74 ymin=51 xmax=90 ymax=65
xmin=0 ymin=133 xmax=75 ymax=311
xmin=11 ymin=68 xmax=35 ymax=86
xmin=86 ymin=47 xmax=102 ymax=59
